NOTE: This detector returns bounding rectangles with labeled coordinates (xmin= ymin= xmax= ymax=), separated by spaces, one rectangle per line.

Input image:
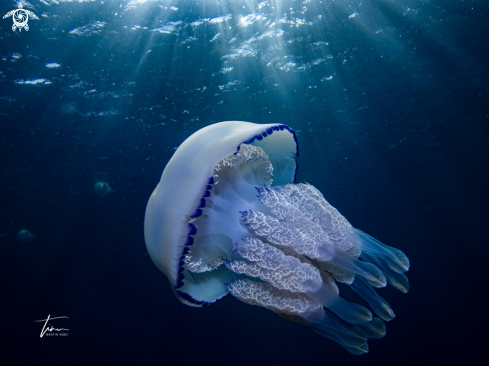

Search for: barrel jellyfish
xmin=144 ymin=121 xmax=410 ymax=354
xmin=17 ymin=229 xmax=36 ymax=243
xmin=93 ymin=181 xmax=113 ymax=197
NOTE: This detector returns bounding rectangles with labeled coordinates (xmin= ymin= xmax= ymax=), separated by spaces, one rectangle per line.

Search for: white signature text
xmin=35 ymin=315 xmax=69 ymax=338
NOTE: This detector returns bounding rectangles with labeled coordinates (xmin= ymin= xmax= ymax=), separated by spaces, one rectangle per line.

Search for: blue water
xmin=1 ymin=0 xmax=488 ymax=364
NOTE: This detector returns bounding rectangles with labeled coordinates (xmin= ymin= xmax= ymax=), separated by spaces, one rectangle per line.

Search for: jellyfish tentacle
xmin=249 ymin=189 xmax=387 ymax=288
xmin=355 ymin=317 xmax=386 ymax=339
xmin=226 ymin=278 xmax=322 ymax=315
xmin=351 ymin=276 xmax=395 ymax=321
xmin=316 ymin=244 xmax=387 ymax=287
xmin=227 ymin=278 xmax=372 ymax=355
xmin=350 ymin=228 xmax=410 ymax=273
xmin=305 ymin=283 xmax=373 ymax=324
xmin=240 ymin=209 xmax=325 ymax=260
xmin=361 ymin=252 xmax=410 ymax=293
xmin=276 ymin=183 xmax=357 ymax=253
xmin=226 ymin=237 xmax=372 ymax=324
xmin=304 ymin=309 xmax=369 ymax=355
xmin=225 ymin=237 xmax=323 ymax=293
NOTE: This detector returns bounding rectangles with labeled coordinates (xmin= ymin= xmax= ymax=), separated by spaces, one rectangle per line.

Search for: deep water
xmin=1 ymin=0 xmax=488 ymax=365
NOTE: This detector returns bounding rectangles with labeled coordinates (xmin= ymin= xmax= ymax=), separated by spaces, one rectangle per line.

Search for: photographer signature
xmin=35 ymin=315 xmax=69 ymax=338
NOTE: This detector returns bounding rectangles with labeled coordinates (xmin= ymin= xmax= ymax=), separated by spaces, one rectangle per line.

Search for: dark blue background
xmin=1 ymin=0 xmax=488 ymax=364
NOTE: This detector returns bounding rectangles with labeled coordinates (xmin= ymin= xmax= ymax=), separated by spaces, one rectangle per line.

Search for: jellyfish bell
xmin=144 ymin=121 xmax=410 ymax=354
xmin=145 ymin=122 xmax=297 ymax=302
xmin=17 ymin=229 xmax=36 ymax=243
xmin=93 ymin=181 xmax=113 ymax=197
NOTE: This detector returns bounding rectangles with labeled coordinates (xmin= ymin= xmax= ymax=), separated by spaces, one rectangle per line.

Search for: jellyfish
xmin=17 ymin=229 xmax=36 ymax=243
xmin=60 ymin=102 xmax=82 ymax=116
xmin=93 ymin=181 xmax=113 ymax=197
xmin=144 ymin=121 xmax=410 ymax=354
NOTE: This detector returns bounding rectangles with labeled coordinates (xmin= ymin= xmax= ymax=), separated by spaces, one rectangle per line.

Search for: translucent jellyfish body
xmin=144 ymin=121 xmax=410 ymax=354
xmin=93 ymin=181 xmax=113 ymax=197
xmin=17 ymin=229 xmax=36 ymax=243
